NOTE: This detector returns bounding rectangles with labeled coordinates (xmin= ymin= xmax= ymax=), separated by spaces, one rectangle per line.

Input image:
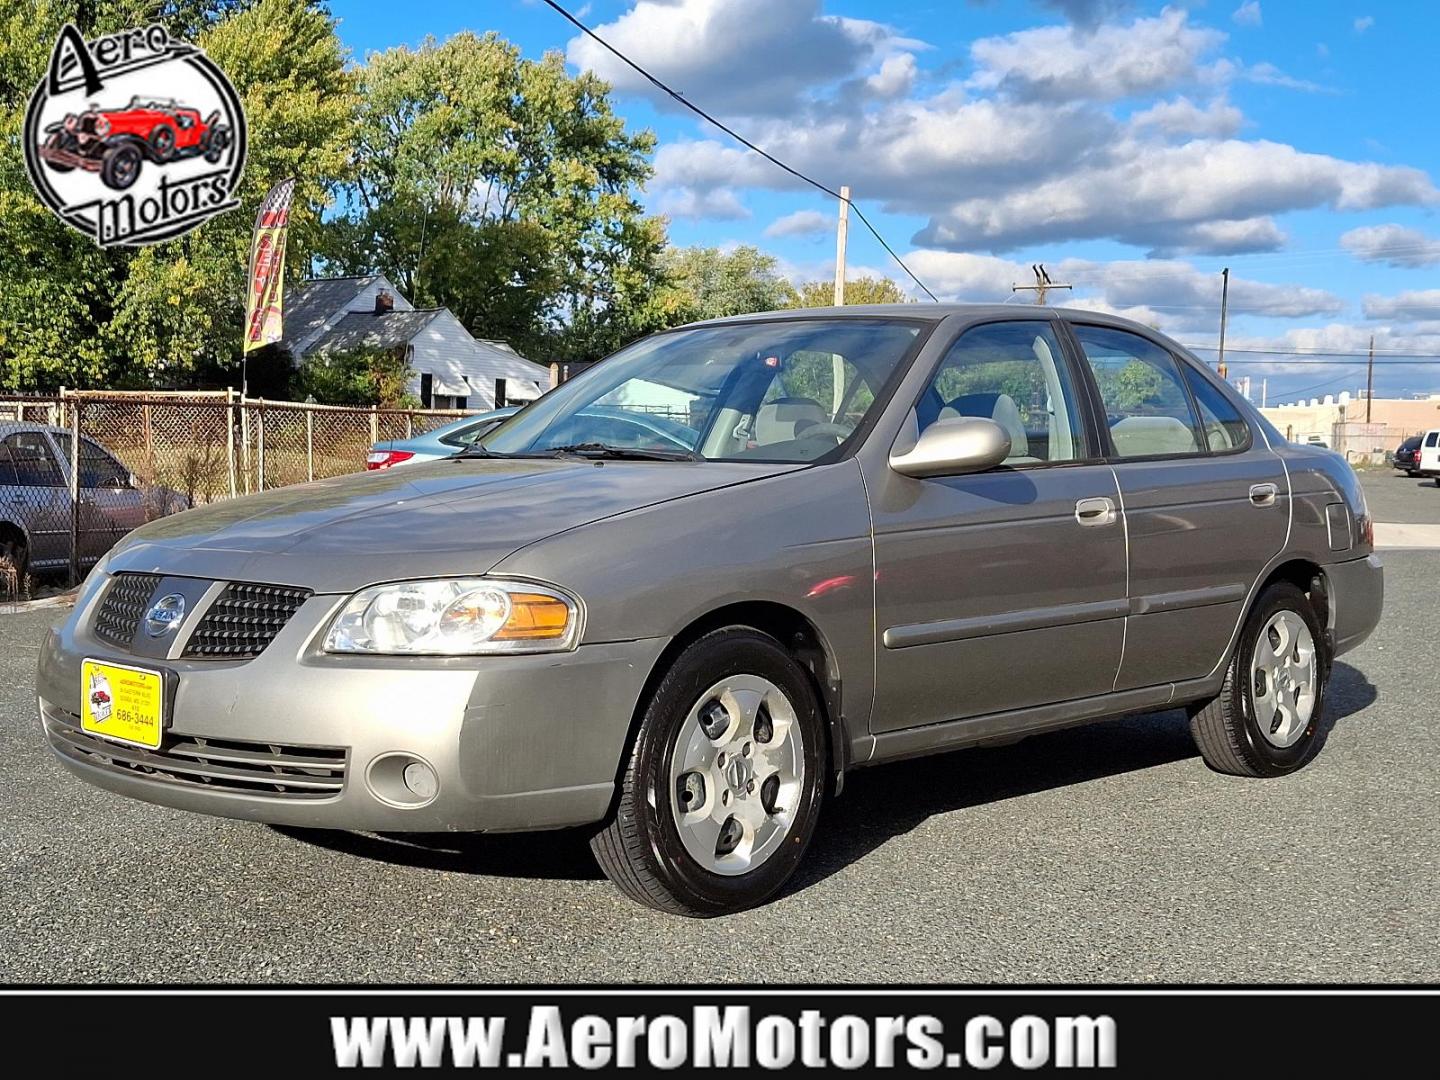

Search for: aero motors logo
xmin=23 ymin=23 xmax=246 ymax=247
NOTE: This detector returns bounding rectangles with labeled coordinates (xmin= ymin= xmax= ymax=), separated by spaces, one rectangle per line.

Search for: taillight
xmin=366 ymin=450 xmax=414 ymax=470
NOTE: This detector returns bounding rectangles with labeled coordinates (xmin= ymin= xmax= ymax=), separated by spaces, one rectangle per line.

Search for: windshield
xmin=481 ymin=319 xmax=924 ymax=462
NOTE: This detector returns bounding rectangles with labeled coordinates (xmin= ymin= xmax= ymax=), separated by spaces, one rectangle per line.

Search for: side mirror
xmin=889 ymin=416 xmax=1011 ymax=479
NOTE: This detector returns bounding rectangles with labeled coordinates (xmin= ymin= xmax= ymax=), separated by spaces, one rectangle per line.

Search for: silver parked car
xmin=0 ymin=421 xmax=176 ymax=586
xmin=37 ymin=307 xmax=1383 ymax=916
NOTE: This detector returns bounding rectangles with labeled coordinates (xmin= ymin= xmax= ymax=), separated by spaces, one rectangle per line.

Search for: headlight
xmin=323 ymin=578 xmax=580 ymax=655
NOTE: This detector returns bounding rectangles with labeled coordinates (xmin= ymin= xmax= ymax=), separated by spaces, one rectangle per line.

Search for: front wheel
xmin=1188 ymin=581 xmax=1329 ymax=777
xmin=99 ymin=143 xmax=142 ymax=190
xmin=591 ymin=627 xmax=826 ymax=916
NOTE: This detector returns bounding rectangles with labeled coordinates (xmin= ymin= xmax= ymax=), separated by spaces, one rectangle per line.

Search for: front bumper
xmin=1327 ymin=552 xmax=1383 ymax=657
xmin=37 ymin=577 xmax=667 ymax=833
xmin=39 ymin=145 xmax=101 ymax=172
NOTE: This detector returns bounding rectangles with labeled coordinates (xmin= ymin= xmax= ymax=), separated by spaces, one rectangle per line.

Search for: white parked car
xmin=1301 ymin=433 xmax=1330 ymax=449
xmin=1416 ymin=429 xmax=1440 ymax=483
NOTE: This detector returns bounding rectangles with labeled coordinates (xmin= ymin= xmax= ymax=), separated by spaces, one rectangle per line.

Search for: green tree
xmin=657 ymin=245 xmax=798 ymax=323
xmin=1094 ymin=360 xmax=1165 ymax=412
xmin=788 ymin=275 xmax=910 ymax=308
xmin=0 ymin=0 xmax=356 ymax=392
xmin=321 ymin=32 xmax=665 ymax=364
xmin=293 ymin=347 xmax=416 ymax=406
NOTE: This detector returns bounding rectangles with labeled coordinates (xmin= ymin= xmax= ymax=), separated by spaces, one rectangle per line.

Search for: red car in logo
xmin=39 ymin=96 xmax=232 ymax=191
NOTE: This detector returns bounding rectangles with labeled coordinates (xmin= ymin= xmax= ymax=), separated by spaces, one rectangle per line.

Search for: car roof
xmin=674 ymin=302 xmax=1190 ymax=338
xmin=0 ymin=420 xmax=65 ymax=435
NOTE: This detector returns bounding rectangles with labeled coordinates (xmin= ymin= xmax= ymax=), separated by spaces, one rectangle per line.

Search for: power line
xmin=540 ymin=0 xmax=940 ymax=302
xmin=1183 ymin=344 xmax=1440 ymax=359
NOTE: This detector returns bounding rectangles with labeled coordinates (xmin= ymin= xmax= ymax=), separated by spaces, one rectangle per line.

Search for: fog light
xmin=402 ymin=761 xmax=438 ymax=800
xmin=365 ymin=752 xmax=440 ymax=808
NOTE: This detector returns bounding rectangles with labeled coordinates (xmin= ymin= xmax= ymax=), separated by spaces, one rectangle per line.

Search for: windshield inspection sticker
xmin=23 ymin=23 xmax=247 ymax=247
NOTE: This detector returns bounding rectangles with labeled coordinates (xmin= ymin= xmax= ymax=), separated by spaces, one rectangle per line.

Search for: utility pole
xmin=1366 ymin=334 xmax=1375 ymax=422
xmin=833 ymin=185 xmax=850 ymax=306
xmin=1217 ymin=267 xmax=1230 ymax=380
xmin=1261 ymin=378 xmax=1268 ymax=408
xmin=1011 ymin=264 xmax=1071 ymax=306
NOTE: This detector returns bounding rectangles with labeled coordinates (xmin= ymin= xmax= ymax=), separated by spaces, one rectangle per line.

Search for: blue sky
xmin=331 ymin=1 xmax=1440 ymax=402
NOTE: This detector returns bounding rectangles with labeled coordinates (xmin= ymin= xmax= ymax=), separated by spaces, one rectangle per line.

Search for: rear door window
xmin=1072 ymin=325 xmax=1203 ymax=458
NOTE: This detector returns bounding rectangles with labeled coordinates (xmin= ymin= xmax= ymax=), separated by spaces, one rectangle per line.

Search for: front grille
xmin=41 ymin=701 xmax=346 ymax=800
xmin=93 ymin=573 xmax=161 ymax=648
xmin=181 ymin=582 xmax=312 ymax=659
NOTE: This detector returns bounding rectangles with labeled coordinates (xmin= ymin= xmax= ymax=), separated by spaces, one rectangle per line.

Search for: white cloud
xmin=656 ymin=186 xmax=751 ymax=221
xmin=1129 ymin=96 xmax=1244 ymax=138
xmin=1354 ymin=15 xmax=1375 ymax=33
xmin=1341 ymin=224 xmax=1440 ymax=268
xmin=902 ymin=250 xmax=1032 ymax=300
xmin=1060 ymin=258 xmax=1343 ymax=321
xmin=566 ymin=0 xmax=919 ymax=116
xmin=763 ymin=209 xmax=830 ymax=238
xmin=915 ymin=138 xmax=1438 ymax=253
xmin=1243 ymin=62 xmax=1328 ymax=93
xmin=1363 ymin=290 xmax=1440 ymax=321
xmin=1232 ymin=2 xmax=1263 ymax=27
xmin=968 ymin=9 xmax=1228 ymax=102
xmin=864 ymin=53 xmax=918 ymax=99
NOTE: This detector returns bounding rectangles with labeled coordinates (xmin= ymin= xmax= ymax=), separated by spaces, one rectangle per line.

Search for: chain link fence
xmin=0 ymin=391 xmax=479 ymax=599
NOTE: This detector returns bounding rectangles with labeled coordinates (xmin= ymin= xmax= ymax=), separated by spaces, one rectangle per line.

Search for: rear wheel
xmin=148 ymin=123 xmax=176 ymax=161
xmin=1188 ymin=581 xmax=1328 ymax=777
xmin=591 ymin=627 xmax=826 ymax=917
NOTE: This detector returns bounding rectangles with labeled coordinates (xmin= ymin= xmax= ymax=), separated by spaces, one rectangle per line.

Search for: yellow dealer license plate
xmin=81 ymin=659 xmax=165 ymax=750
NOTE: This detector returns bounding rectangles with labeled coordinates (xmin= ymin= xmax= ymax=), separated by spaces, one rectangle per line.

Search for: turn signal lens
xmin=495 ymin=593 xmax=572 ymax=640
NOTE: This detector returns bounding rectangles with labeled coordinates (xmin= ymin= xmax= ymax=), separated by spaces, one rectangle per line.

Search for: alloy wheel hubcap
xmin=1250 ymin=609 xmax=1317 ymax=748
xmin=669 ymin=674 xmax=805 ymax=876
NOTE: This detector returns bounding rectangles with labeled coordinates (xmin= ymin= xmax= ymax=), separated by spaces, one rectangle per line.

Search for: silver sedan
xmin=37 ymin=306 xmax=1383 ymax=916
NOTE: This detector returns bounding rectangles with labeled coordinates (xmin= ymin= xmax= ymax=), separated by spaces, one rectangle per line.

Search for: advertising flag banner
xmin=243 ymin=177 xmax=296 ymax=353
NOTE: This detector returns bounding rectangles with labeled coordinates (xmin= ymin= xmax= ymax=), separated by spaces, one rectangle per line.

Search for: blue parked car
xmin=366 ymin=408 xmax=519 ymax=470
xmin=366 ymin=406 xmax=698 ymax=470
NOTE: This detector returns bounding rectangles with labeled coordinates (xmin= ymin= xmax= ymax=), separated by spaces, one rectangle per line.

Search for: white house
xmin=279 ymin=275 xmax=550 ymax=409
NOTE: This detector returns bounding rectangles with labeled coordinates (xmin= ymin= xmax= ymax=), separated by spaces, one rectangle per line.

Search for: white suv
xmin=1417 ymin=429 xmax=1440 ymax=483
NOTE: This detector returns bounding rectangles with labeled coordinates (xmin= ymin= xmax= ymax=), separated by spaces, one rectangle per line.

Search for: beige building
xmin=1260 ymin=394 xmax=1440 ymax=460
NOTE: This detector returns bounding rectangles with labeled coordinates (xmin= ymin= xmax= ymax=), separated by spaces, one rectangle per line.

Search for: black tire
xmin=591 ymin=627 xmax=827 ymax=917
xmin=99 ymin=143 xmax=142 ymax=190
xmin=148 ymin=123 xmax=176 ymax=161
xmin=0 ymin=534 xmax=29 ymax=600
xmin=1188 ymin=581 xmax=1329 ymax=778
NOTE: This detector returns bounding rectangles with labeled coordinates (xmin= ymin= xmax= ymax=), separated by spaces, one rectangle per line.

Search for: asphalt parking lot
xmin=1358 ymin=464 xmax=1440 ymax=525
xmin=1 ymin=532 xmax=1434 ymax=984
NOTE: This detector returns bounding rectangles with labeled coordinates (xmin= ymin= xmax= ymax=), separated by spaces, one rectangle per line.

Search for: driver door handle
xmin=1075 ymin=496 xmax=1117 ymax=527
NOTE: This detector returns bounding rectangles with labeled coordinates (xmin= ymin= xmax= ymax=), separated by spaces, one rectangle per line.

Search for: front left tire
xmin=99 ymin=143 xmax=142 ymax=190
xmin=591 ymin=627 xmax=827 ymax=917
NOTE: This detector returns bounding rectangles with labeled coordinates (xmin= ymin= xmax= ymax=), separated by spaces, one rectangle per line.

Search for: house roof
xmin=279 ymin=276 xmax=386 ymax=353
xmin=311 ymin=309 xmax=445 ymax=353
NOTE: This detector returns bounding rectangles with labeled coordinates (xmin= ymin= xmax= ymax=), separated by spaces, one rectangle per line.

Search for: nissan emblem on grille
xmin=143 ymin=593 xmax=187 ymax=637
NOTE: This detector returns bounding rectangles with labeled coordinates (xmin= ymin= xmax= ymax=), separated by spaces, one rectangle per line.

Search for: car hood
xmin=105 ymin=456 xmax=801 ymax=592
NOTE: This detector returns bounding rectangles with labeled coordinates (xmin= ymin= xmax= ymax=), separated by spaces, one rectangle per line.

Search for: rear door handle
xmin=1249 ymin=483 xmax=1278 ymax=507
xmin=1075 ymin=496 xmax=1117 ymax=527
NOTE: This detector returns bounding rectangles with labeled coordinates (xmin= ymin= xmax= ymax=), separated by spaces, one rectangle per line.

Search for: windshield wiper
xmin=543 ymin=442 xmax=700 ymax=462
